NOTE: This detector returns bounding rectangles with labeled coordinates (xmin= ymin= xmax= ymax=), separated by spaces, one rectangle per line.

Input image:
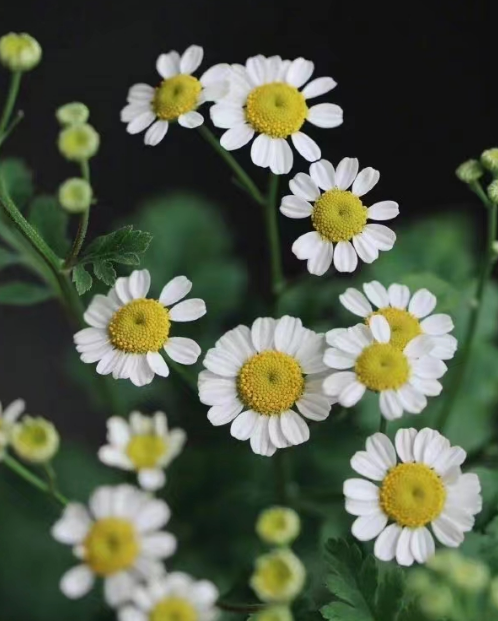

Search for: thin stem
xmin=198 ymin=125 xmax=265 ymax=205
xmin=64 ymin=160 xmax=91 ymax=268
xmin=274 ymin=449 xmax=291 ymax=505
xmin=437 ymin=189 xmax=498 ymax=430
xmin=264 ymin=173 xmax=285 ymax=303
xmin=217 ymin=601 xmax=266 ymax=614
xmin=0 ymin=71 xmax=22 ymax=138
xmin=3 ymin=454 xmax=68 ymax=505
xmin=379 ymin=416 xmax=388 ymax=434
xmin=0 ymin=110 xmax=24 ymax=148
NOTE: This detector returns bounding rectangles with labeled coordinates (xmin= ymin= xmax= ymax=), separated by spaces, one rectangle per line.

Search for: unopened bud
xmin=58 ymin=123 xmax=100 ymax=162
xmin=0 ymin=32 xmax=42 ymax=72
xmin=59 ymin=178 xmax=92 ymax=213
xmin=11 ymin=416 xmax=60 ymax=463
xmin=253 ymin=606 xmax=293 ymax=621
xmin=456 ymin=159 xmax=484 ymax=184
xmin=250 ymin=549 xmax=305 ymax=603
xmin=481 ymin=148 xmax=498 ymax=175
xmin=488 ymin=180 xmax=498 ymax=204
xmin=256 ymin=507 xmax=301 ymax=546
xmin=56 ymin=102 xmax=90 ymax=126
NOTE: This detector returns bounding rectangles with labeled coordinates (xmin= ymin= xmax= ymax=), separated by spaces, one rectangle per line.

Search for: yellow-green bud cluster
xmin=481 ymin=148 xmax=498 ymax=175
xmin=252 ymin=605 xmax=293 ymax=621
xmin=11 ymin=416 xmax=59 ymax=463
xmin=56 ymin=102 xmax=90 ymax=126
xmin=250 ymin=549 xmax=305 ymax=603
xmin=256 ymin=507 xmax=301 ymax=546
xmin=58 ymin=123 xmax=100 ymax=162
xmin=488 ymin=179 xmax=498 ymax=205
xmin=59 ymin=178 xmax=92 ymax=213
xmin=455 ymin=159 xmax=484 ymax=184
xmin=0 ymin=32 xmax=42 ymax=72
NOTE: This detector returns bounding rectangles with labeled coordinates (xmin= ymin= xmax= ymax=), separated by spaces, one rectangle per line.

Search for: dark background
xmin=0 ymin=0 xmax=495 ymax=439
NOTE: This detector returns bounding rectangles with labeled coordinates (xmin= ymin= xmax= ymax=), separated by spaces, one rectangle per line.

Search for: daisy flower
xmin=117 ymin=572 xmax=219 ymax=621
xmin=339 ymin=281 xmax=457 ymax=359
xmin=52 ymin=484 xmax=176 ymax=605
xmin=323 ymin=315 xmax=447 ymax=420
xmin=199 ymin=315 xmax=333 ymax=456
xmin=210 ymin=55 xmax=342 ymax=174
xmin=344 ymin=428 xmax=482 ymax=566
xmin=280 ymin=158 xmax=399 ymax=274
xmin=98 ymin=411 xmax=186 ymax=491
xmin=121 ymin=44 xmax=229 ymax=146
xmin=0 ymin=398 xmax=25 ymax=457
xmin=74 ymin=269 xmax=206 ymax=387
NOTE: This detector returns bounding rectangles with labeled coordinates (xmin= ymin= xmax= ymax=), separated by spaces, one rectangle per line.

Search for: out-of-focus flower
xmin=250 ymin=549 xmax=305 ymax=603
xmin=56 ymin=102 xmax=90 ymax=126
xmin=256 ymin=507 xmax=300 ymax=546
xmin=58 ymin=123 xmax=100 ymax=162
xmin=455 ymin=159 xmax=484 ymax=183
xmin=11 ymin=416 xmax=59 ymax=463
xmin=0 ymin=398 xmax=25 ymax=457
xmin=0 ymin=32 xmax=42 ymax=71
xmin=481 ymin=148 xmax=498 ymax=175
xmin=58 ymin=178 xmax=92 ymax=213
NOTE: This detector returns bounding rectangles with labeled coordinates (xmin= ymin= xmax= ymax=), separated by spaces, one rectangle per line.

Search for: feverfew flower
xmin=58 ymin=178 xmax=93 ymax=213
xmin=98 ymin=411 xmax=186 ymax=491
xmin=323 ymin=316 xmax=447 ymax=420
xmin=250 ymin=549 xmax=305 ymax=603
xmin=281 ymin=158 xmax=398 ymax=274
xmin=211 ymin=55 xmax=342 ymax=174
xmin=117 ymin=572 xmax=219 ymax=621
xmin=56 ymin=102 xmax=90 ymax=126
xmin=339 ymin=281 xmax=457 ymax=360
xmin=344 ymin=429 xmax=482 ymax=566
xmin=58 ymin=123 xmax=100 ymax=162
xmin=11 ymin=416 xmax=60 ymax=463
xmin=121 ymin=44 xmax=229 ymax=146
xmin=256 ymin=507 xmax=301 ymax=546
xmin=0 ymin=32 xmax=41 ymax=72
xmin=0 ymin=398 xmax=25 ymax=457
xmin=74 ymin=270 xmax=206 ymax=387
xmin=199 ymin=316 xmax=334 ymax=456
xmin=52 ymin=484 xmax=176 ymax=605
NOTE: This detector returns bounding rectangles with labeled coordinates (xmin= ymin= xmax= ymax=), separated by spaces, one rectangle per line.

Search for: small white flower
xmin=344 ymin=429 xmax=482 ymax=566
xmin=280 ymin=158 xmax=399 ymax=274
xmin=339 ymin=281 xmax=457 ymax=360
xmin=52 ymin=484 xmax=177 ymax=605
xmin=0 ymin=398 xmax=25 ymax=457
xmin=121 ymin=45 xmax=229 ymax=146
xmin=323 ymin=315 xmax=447 ymax=420
xmin=210 ymin=55 xmax=342 ymax=174
xmin=199 ymin=316 xmax=334 ymax=456
xmin=117 ymin=572 xmax=219 ymax=621
xmin=98 ymin=411 xmax=186 ymax=491
xmin=74 ymin=269 xmax=206 ymax=387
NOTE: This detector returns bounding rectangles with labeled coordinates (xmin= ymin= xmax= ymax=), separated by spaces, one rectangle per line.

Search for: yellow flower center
xmin=108 ymin=298 xmax=170 ymax=354
xmin=245 ymin=82 xmax=308 ymax=139
xmin=126 ymin=434 xmax=168 ymax=469
xmin=84 ymin=518 xmax=139 ymax=576
xmin=380 ymin=463 xmax=446 ymax=528
xmin=355 ymin=343 xmax=410 ymax=391
xmin=237 ymin=351 xmax=305 ymax=415
xmin=150 ymin=597 xmax=198 ymax=621
xmin=312 ymin=189 xmax=368 ymax=242
xmin=153 ymin=74 xmax=202 ymax=121
xmin=369 ymin=308 xmax=422 ymax=350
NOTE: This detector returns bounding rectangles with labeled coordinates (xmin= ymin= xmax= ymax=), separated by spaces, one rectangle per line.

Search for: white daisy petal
xmin=363 ymin=281 xmax=389 ymax=308
xmin=105 ymin=572 xmax=136 ymax=607
xmin=251 ymin=317 xmax=277 ymax=352
xmin=397 ymin=385 xmax=427 ymax=414
xmin=307 ymin=238 xmax=334 ymax=276
xmin=430 ymin=335 xmax=458 ymax=360
xmin=291 ymin=132 xmax=321 ymax=162
xmin=51 ymin=504 xmax=92 ymax=544
xmin=412 ymin=356 xmax=447 ymax=379
xmin=408 ymin=289 xmax=437 ymax=318
xmin=296 ymin=393 xmax=331 ymax=421
xmin=164 ymin=337 xmax=201 ymax=365
xmin=409 ymin=377 xmax=442 ymax=397
xmin=178 ymin=111 xmax=204 ymax=129
xmin=339 ymin=288 xmax=373 ymax=317
xmin=203 ymin=348 xmax=240 ymax=377
xmin=220 ymin=124 xmax=255 ymax=150
xmin=286 ymin=57 xmax=314 ymax=88
xmin=98 ymin=446 xmax=132 ymax=469
xmin=396 ymin=528 xmax=415 ymax=566
xmin=335 ymin=157 xmax=359 ymax=190
xmin=230 ymin=410 xmax=259 ymax=441
xmin=135 ymin=498 xmax=171 ymax=532
xmin=180 ymin=45 xmax=204 ymax=75
xmin=367 ymin=201 xmax=399 ymax=221
xmin=279 ymin=410 xmax=310 ymax=446
xmin=379 ymin=390 xmax=404 ymax=420
xmin=144 ymin=120 xmax=169 ymax=146
xmin=200 ymin=62 xmax=230 ymax=86
xmin=121 ymin=103 xmax=151 ymax=123
xmin=351 ymin=451 xmax=388 ymax=481
xmin=268 ymin=415 xmax=291 ymax=449
xmin=127 ymin=111 xmax=155 ymax=135
xmin=339 ymin=381 xmax=366 ymax=407
xmin=309 ymin=159 xmax=336 ymax=191
xmin=274 ymin=316 xmax=304 ymax=356
xmin=307 ymin=103 xmax=343 ymax=128
xmin=210 ymin=102 xmax=245 ymax=129
xmin=270 ymin=138 xmax=293 ymax=175
xmin=60 ymin=565 xmax=95 ymax=599
xmin=292 ymin=231 xmax=322 ymax=259
xmin=130 ymin=356 xmax=156 ymax=387
xmin=369 ymin=315 xmax=391 ymax=343
xmin=333 ymin=241 xmax=358 ymax=272
xmin=352 ymin=513 xmax=388 ymax=541
xmin=343 ymin=478 xmax=379 ymax=501
xmin=289 ymin=172 xmax=320 ymax=201
xmin=156 ymin=52 xmax=180 ymax=79
xmin=411 ymin=527 xmax=436 ymax=564
xmin=362 ymin=224 xmax=396 ymax=251
xmin=250 ymin=416 xmax=275 ymax=456
xmin=216 ymin=325 xmax=255 ymax=362
xmin=403 ymin=335 xmax=434 ymax=358
xmin=159 ymin=276 xmax=192 ymax=307
xmin=323 ymin=349 xmax=356 ymax=370
xmin=412 ymin=429 xmax=441 ymax=463
xmin=301 ymin=76 xmax=337 ymax=99
xmin=432 ymin=515 xmax=465 ymax=547
xmin=352 ymin=233 xmax=379 ymax=264
xmin=352 ymin=167 xmax=380 ymax=197
xmin=84 ymin=295 xmax=116 ymax=328
xmin=169 ymin=299 xmax=206 ymax=322
xmin=374 ymin=524 xmax=402 ymax=562
xmin=246 ymin=55 xmax=267 ymax=85
xmin=128 ymin=270 xmax=151 ymax=299
xmin=394 ymin=428 xmax=417 ymax=463
xmin=345 ymin=498 xmax=381 ymax=516
xmin=141 ymin=532 xmax=177 ymax=558
xmin=128 ymin=83 xmax=155 ymax=102
xmin=280 ymin=195 xmax=313 ymax=219
xmin=420 ymin=314 xmax=454 ymax=335
xmin=366 ymin=433 xmax=397 ymax=469
xmin=2 ymin=399 xmax=26 ymax=424
xmin=251 ymin=133 xmax=273 ymax=168
xmin=207 ymin=400 xmax=243 ymax=426
xmin=119 ymin=608 xmax=147 ymax=621
xmin=138 ymin=469 xmax=166 ymax=491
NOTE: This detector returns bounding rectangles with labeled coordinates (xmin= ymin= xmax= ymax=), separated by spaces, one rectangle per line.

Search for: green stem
xmin=379 ymin=416 xmax=388 ymax=434
xmin=217 ymin=601 xmax=266 ymax=614
xmin=264 ymin=173 xmax=285 ymax=303
xmin=0 ymin=71 xmax=22 ymax=138
xmin=437 ymin=189 xmax=498 ymax=431
xmin=0 ymin=110 xmax=24 ymax=148
xmin=198 ymin=125 xmax=265 ymax=205
xmin=64 ymin=160 xmax=91 ymax=268
xmin=3 ymin=454 xmax=68 ymax=505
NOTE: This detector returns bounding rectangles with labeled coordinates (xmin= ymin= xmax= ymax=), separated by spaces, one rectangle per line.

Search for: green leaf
xmin=375 ymin=567 xmax=406 ymax=621
xmin=0 ymin=246 xmax=20 ymax=270
xmin=93 ymin=259 xmax=116 ymax=286
xmin=0 ymin=281 xmax=53 ymax=305
xmin=321 ymin=602 xmax=370 ymax=620
xmin=0 ymin=157 xmax=34 ymax=208
xmin=81 ymin=225 xmax=152 ymax=266
xmin=28 ymin=195 xmax=69 ymax=256
xmin=72 ymin=264 xmax=92 ymax=295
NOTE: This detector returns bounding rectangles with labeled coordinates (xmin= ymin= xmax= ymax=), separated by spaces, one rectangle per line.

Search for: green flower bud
xmin=0 ymin=32 xmax=42 ymax=72
xmin=253 ymin=606 xmax=293 ymax=621
xmin=456 ymin=159 xmax=484 ymax=184
xmin=418 ymin=585 xmax=454 ymax=619
xmin=449 ymin=557 xmax=490 ymax=592
xmin=58 ymin=178 xmax=92 ymax=213
xmin=256 ymin=507 xmax=301 ymax=546
xmin=11 ymin=416 xmax=60 ymax=463
xmin=481 ymin=148 xmax=498 ymax=175
xmin=488 ymin=180 xmax=498 ymax=204
xmin=250 ymin=549 xmax=305 ymax=603
xmin=56 ymin=102 xmax=90 ymax=126
xmin=490 ymin=576 xmax=498 ymax=609
xmin=58 ymin=123 xmax=100 ymax=162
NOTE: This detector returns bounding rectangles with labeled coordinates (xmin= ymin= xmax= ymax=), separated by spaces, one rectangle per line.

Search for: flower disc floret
xmin=108 ymin=298 xmax=171 ymax=354
xmin=245 ymin=82 xmax=308 ymax=138
xmin=312 ymin=189 xmax=367 ymax=242
xmin=83 ymin=518 xmax=139 ymax=576
xmin=126 ymin=435 xmax=168 ymax=469
xmin=153 ymin=74 xmax=202 ymax=121
xmin=354 ymin=343 xmax=410 ymax=391
xmin=150 ymin=597 xmax=198 ymax=621
xmin=369 ymin=307 xmax=422 ymax=350
xmin=58 ymin=123 xmax=100 ymax=161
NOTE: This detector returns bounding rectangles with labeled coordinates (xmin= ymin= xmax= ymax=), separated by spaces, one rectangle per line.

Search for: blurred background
xmin=1 ymin=1 xmax=498 ymax=620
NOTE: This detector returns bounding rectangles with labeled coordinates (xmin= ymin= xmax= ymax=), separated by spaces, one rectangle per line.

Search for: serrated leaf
xmin=72 ymin=264 xmax=93 ymax=295
xmin=0 ymin=281 xmax=54 ymax=305
xmin=81 ymin=225 xmax=152 ymax=266
xmin=29 ymin=195 xmax=70 ymax=256
xmin=93 ymin=260 xmax=117 ymax=286
xmin=0 ymin=157 xmax=34 ymax=208
xmin=375 ymin=567 xmax=406 ymax=621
